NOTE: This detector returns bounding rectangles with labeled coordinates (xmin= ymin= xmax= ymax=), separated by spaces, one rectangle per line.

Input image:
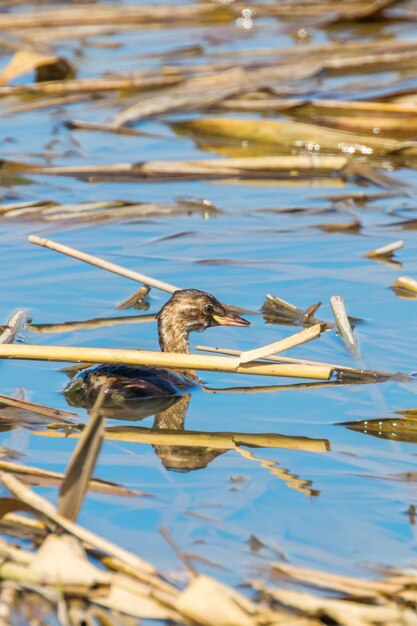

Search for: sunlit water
xmin=2 ymin=2 xmax=417 ymax=599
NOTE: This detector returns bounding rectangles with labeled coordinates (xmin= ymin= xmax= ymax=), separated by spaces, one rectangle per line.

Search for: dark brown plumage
xmin=65 ymin=289 xmax=250 ymax=412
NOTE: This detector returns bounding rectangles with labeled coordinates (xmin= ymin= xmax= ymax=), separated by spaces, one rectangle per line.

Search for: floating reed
xmin=58 ymin=387 xmax=107 ymax=522
xmin=363 ymin=240 xmax=404 ymax=259
xmin=116 ymin=286 xmax=150 ymax=310
xmin=330 ymin=295 xmax=360 ymax=359
xmin=24 ymin=155 xmax=349 ymax=178
xmin=238 ymin=323 xmax=323 ymax=364
xmin=0 ymin=310 xmax=29 ymax=344
xmin=0 ymin=73 xmax=181 ymax=97
xmin=197 ymin=345 xmax=394 ymax=381
xmin=391 ymin=275 xmax=417 ymax=295
xmin=0 ymin=392 xmax=74 ymax=422
xmin=28 ymin=235 xmax=250 ymax=319
xmin=29 ymin=234 xmax=179 ymax=294
xmin=0 ymin=344 xmax=333 ymax=380
xmin=29 ymin=313 xmax=156 ymax=334
xmin=172 ymin=117 xmax=417 ymax=156
xmin=0 ymin=459 xmax=139 ymax=497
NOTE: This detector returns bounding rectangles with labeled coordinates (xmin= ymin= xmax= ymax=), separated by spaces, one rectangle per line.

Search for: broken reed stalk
xmin=363 ymin=240 xmax=404 ymax=258
xmin=0 ymin=472 xmax=156 ymax=576
xmin=27 ymin=235 xmax=245 ymax=313
xmin=58 ymin=386 xmax=107 ymax=522
xmin=0 ymin=460 xmax=137 ymax=497
xmin=391 ymin=275 xmax=417 ymax=294
xmin=196 ymin=345 xmax=393 ymax=379
xmin=0 ymin=392 xmax=75 ymax=421
xmin=330 ymin=295 xmax=360 ymax=359
xmin=29 ymin=313 xmax=156 ymax=334
xmin=28 ymin=234 xmax=179 ymax=294
xmin=238 ymin=324 xmax=322 ymax=364
xmin=25 ymin=155 xmax=349 ymax=177
xmin=0 ymin=310 xmax=29 ymax=344
xmin=0 ymin=344 xmax=332 ymax=380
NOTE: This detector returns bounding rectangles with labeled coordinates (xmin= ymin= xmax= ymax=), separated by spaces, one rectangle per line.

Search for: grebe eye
xmin=203 ymin=303 xmax=214 ymax=315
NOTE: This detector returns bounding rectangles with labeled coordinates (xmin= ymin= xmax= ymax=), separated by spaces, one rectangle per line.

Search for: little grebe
xmin=65 ymin=289 xmax=250 ymax=410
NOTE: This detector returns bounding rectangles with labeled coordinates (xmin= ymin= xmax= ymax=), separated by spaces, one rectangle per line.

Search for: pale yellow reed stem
xmin=0 ymin=344 xmax=332 ymax=380
xmin=28 ymin=234 xmax=179 ymax=294
xmin=197 ymin=345 xmax=391 ymax=378
xmin=238 ymin=323 xmax=322 ymax=364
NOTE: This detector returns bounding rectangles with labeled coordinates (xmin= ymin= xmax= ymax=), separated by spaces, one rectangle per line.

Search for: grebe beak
xmin=212 ymin=312 xmax=251 ymax=327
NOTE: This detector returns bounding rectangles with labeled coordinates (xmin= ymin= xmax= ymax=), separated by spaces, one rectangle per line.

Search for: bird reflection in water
xmin=65 ymin=289 xmax=250 ymax=472
xmin=62 ymin=289 xmax=331 ymax=487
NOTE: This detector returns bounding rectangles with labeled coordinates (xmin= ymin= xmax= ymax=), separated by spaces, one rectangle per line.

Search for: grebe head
xmin=157 ymin=289 xmax=250 ymax=353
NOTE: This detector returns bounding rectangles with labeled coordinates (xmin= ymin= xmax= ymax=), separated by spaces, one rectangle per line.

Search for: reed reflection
xmin=63 ymin=377 xmax=331 ymax=495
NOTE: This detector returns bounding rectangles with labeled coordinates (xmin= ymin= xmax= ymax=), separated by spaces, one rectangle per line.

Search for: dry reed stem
xmin=295 ymin=98 xmax=417 ymax=114
xmin=25 ymin=155 xmax=349 ymax=177
xmin=0 ymin=94 xmax=94 ymax=116
xmin=28 ymin=234 xmax=180 ymax=294
xmin=0 ymin=310 xmax=29 ymax=344
xmin=11 ymin=198 xmax=216 ymax=222
xmin=0 ymin=581 xmax=17 ymax=624
xmin=203 ymin=381 xmax=347 ymax=394
xmin=0 ymin=472 xmax=156 ymax=576
xmin=29 ymin=314 xmax=156 ymax=334
xmin=58 ymin=387 xmax=107 ymax=521
xmin=0 ymin=74 xmax=181 ymax=96
xmin=0 ymin=460 xmax=138 ymax=497
xmin=196 ymin=345 xmax=393 ymax=380
xmin=330 ymin=296 xmax=360 ymax=359
xmin=238 ymin=324 xmax=322 ymax=364
xmin=0 ymin=392 xmax=75 ymax=422
xmin=116 ymin=286 xmax=150 ymax=310
xmin=209 ymin=36 xmax=417 ymax=63
xmin=110 ymin=63 xmax=321 ymax=126
xmin=25 ymin=236 xmax=259 ymax=349
xmin=363 ymin=240 xmax=404 ymax=258
xmin=391 ymin=275 xmax=417 ymax=294
xmin=0 ymin=344 xmax=333 ymax=380
xmin=271 ymin=563 xmax=402 ymax=596
xmin=0 ymin=4 xmax=234 ymax=29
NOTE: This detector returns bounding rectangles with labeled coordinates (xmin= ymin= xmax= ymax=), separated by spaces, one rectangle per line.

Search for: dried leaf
xmin=173 ymin=117 xmax=417 ymax=156
xmin=177 ymin=574 xmax=255 ymax=626
xmin=96 ymin=573 xmax=178 ymax=620
xmin=30 ymin=534 xmax=110 ymax=588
